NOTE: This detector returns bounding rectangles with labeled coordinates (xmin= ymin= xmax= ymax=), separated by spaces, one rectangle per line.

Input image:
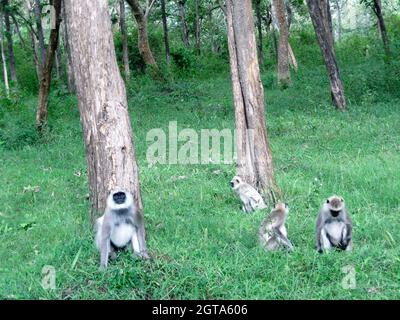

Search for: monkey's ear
xmin=326 ymin=199 xmax=330 ymax=203
xmin=285 ymin=203 xmax=289 ymax=208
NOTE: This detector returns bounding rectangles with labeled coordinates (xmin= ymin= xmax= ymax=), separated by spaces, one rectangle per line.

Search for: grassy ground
xmin=1 ymin=39 xmax=400 ymax=299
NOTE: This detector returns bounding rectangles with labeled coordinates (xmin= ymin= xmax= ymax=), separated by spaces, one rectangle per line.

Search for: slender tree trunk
xmin=0 ymin=11 xmax=10 ymax=97
xmin=34 ymin=0 xmax=46 ymax=72
xmin=194 ymin=0 xmax=201 ymax=54
xmin=160 ymin=0 xmax=170 ymax=64
xmin=29 ymin=28 xmax=40 ymax=81
xmin=62 ymin=3 xmax=75 ymax=93
xmin=226 ymin=0 xmax=278 ymax=202
xmin=273 ymin=0 xmax=291 ymax=86
xmin=10 ymin=14 xmax=26 ymax=49
xmin=306 ymin=0 xmax=346 ymax=110
xmin=373 ymin=0 xmax=390 ymax=57
xmin=288 ymin=42 xmax=298 ymax=72
xmin=255 ymin=0 xmax=263 ymax=66
xmin=64 ymin=0 xmax=146 ymax=232
xmin=55 ymin=43 xmax=64 ymax=80
xmin=119 ymin=0 xmax=130 ymax=78
xmin=4 ymin=1 xmax=17 ymax=82
xmin=126 ymin=0 xmax=157 ymax=68
xmin=36 ymin=0 xmax=62 ymax=132
xmin=178 ymin=0 xmax=189 ymax=47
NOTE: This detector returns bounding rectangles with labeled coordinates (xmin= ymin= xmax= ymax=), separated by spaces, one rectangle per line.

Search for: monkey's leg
xmin=109 ymin=244 xmax=117 ymax=260
xmin=275 ymin=229 xmax=294 ymax=251
xmin=320 ymin=229 xmax=332 ymax=251
xmin=99 ymin=239 xmax=110 ymax=270
xmin=133 ymin=224 xmax=151 ymax=260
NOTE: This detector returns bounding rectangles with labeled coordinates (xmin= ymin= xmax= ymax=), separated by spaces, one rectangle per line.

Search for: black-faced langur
xmin=230 ymin=175 xmax=267 ymax=213
xmin=259 ymin=202 xmax=294 ymax=252
xmin=95 ymin=189 xmax=150 ymax=270
xmin=316 ymin=195 xmax=353 ymax=253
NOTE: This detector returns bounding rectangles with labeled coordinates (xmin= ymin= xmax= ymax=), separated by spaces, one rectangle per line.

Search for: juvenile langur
xmin=230 ymin=175 xmax=267 ymax=213
xmin=316 ymin=195 xmax=353 ymax=253
xmin=95 ymin=188 xmax=150 ymax=270
xmin=258 ymin=203 xmax=294 ymax=252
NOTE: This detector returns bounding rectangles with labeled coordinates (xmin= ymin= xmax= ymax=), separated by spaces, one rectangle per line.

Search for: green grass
xmin=1 ymin=41 xmax=400 ymax=299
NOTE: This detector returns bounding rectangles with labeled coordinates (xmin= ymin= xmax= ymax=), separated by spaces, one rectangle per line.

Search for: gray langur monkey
xmin=95 ymin=188 xmax=150 ymax=270
xmin=316 ymin=195 xmax=353 ymax=253
xmin=258 ymin=202 xmax=294 ymax=251
xmin=230 ymin=175 xmax=267 ymax=213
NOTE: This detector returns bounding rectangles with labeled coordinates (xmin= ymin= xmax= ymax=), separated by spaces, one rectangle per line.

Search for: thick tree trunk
xmin=119 ymin=0 xmax=130 ymax=78
xmin=373 ymin=0 xmax=390 ymax=57
xmin=126 ymin=0 xmax=157 ymax=68
xmin=0 ymin=12 xmax=10 ymax=97
xmin=64 ymin=0 xmax=145 ymax=224
xmin=226 ymin=0 xmax=278 ymax=202
xmin=307 ymin=0 xmax=346 ymax=110
xmin=4 ymin=1 xmax=17 ymax=82
xmin=178 ymin=0 xmax=189 ymax=47
xmin=194 ymin=0 xmax=201 ymax=54
xmin=36 ymin=0 xmax=62 ymax=132
xmin=273 ymin=0 xmax=291 ymax=86
xmin=255 ymin=0 xmax=263 ymax=66
xmin=62 ymin=3 xmax=75 ymax=93
xmin=160 ymin=0 xmax=170 ymax=64
xmin=34 ymin=0 xmax=46 ymax=73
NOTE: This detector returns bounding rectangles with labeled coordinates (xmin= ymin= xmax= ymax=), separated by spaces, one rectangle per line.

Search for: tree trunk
xmin=62 ymin=3 xmax=75 ymax=93
xmin=194 ymin=0 xmax=201 ymax=54
xmin=10 ymin=14 xmax=26 ymax=49
xmin=126 ymin=0 xmax=157 ymax=68
xmin=255 ymin=0 xmax=263 ymax=66
xmin=160 ymin=0 xmax=170 ymax=64
xmin=119 ymin=0 xmax=130 ymax=78
xmin=288 ymin=42 xmax=298 ymax=72
xmin=55 ymin=44 xmax=64 ymax=80
xmin=273 ymin=0 xmax=291 ymax=87
xmin=33 ymin=0 xmax=46 ymax=73
xmin=64 ymin=0 xmax=145 ymax=225
xmin=306 ymin=0 xmax=346 ymax=110
xmin=4 ymin=1 xmax=17 ymax=82
xmin=226 ymin=0 xmax=278 ymax=202
xmin=178 ymin=0 xmax=189 ymax=47
xmin=373 ymin=0 xmax=390 ymax=57
xmin=36 ymin=0 xmax=62 ymax=132
xmin=0 ymin=11 xmax=10 ymax=97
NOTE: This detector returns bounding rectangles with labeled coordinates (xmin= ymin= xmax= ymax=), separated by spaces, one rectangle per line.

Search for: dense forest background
xmin=0 ymin=0 xmax=399 ymax=299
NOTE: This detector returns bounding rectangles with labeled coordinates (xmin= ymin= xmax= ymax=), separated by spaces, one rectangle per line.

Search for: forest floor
xmin=1 ymin=51 xmax=400 ymax=299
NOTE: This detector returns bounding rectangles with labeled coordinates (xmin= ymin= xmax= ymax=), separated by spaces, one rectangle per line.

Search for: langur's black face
xmin=113 ymin=191 xmax=126 ymax=204
xmin=330 ymin=209 xmax=341 ymax=217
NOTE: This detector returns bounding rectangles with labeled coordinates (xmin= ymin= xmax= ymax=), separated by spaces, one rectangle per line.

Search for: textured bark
xmin=4 ymin=1 xmax=17 ymax=82
xmin=126 ymin=0 xmax=157 ymax=67
xmin=373 ymin=0 xmax=390 ymax=57
xmin=119 ymin=0 xmax=130 ymax=78
xmin=0 ymin=11 xmax=9 ymax=97
xmin=255 ymin=0 xmax=263 ymax=66
xmin=307 ymin=0 xmax=346 ymax=110
xmin=160 ymin=0 xmax=170 ymax=64
xmin=178 ymin=0 xmax=189 ymax=47
xmin=273 ymin=0 xmax=290 ymax=86
xmin=34 ymin=0 xmax=46 ymax=72
xmin=194 ymin=0 xmax=201 ymax=54
xmin=64 ymin=0 xmax=145 ymax=223
xmin=226 ymin=0 xmax=278 ymax=202
xmin=36 ymin=0 xmax=62 ymax=132
xmin=62 ymin=3 xmax=75 ymax=93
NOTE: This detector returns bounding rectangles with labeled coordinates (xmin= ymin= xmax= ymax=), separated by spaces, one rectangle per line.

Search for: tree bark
xmin=126 ymin=0 xmax=157 ymax=68
xmin=372 ymin=0 xmax=390 ymax=57
xmin=33 ymin=0 xmax=46 ymax=73
xmin=178 ymin=0 xmax=189 ymax=47
xmin=4 ymin=0 xmax=17 ymax=82
xmin=160 ymin=0 xmax=170 ymax=64
xmin=273 ymin=0 xmax=291 ymax=86
xmin=36 ymin=0 xmax=62 ymax=132
xmin=0 ymin=11 xmax=10 ymax=97
xmin=64 ymin=0 xmax=145 ymax=224
xmin=255 ymin=0 xmax=263 ymax=66
xmin=62 ymin=2 xmax=75 ymax=93
xmin=226 ymin=0 xmax=278 ymax=202
xmin=307 ymin=0 xmax=346 ymax=110
xmin=194 ymin=0 xmax=201 ymax=54
xmin=119 ymin=0 xmax=130 ymax=78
